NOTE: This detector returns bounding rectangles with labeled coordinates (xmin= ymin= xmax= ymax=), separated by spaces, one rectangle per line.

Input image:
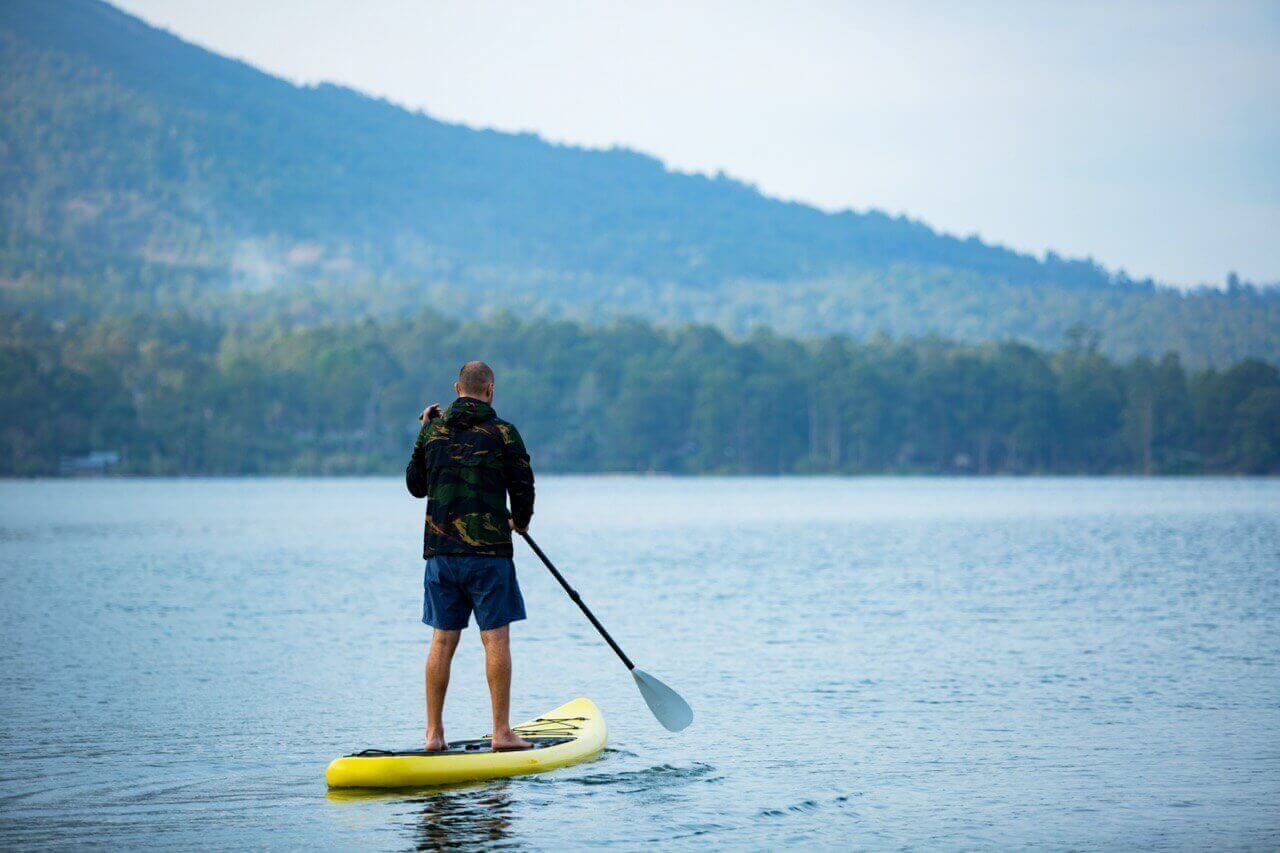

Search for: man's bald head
xmin=456 ymin=361 xmax=495 ymax=400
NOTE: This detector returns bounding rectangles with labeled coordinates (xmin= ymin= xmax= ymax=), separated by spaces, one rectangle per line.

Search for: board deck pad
xmin=350 ymin=736 xmax=575 ymax=757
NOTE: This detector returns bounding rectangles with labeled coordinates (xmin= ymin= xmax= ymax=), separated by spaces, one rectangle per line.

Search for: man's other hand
xmin=509 ymin=519 xmax=528 ymax=533
xmin=419 ymin=403 xmax=442 ymax=425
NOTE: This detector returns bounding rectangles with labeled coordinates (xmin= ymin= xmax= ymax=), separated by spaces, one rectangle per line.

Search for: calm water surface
xmin=1 ymin=477 xmax=1278 ymax=849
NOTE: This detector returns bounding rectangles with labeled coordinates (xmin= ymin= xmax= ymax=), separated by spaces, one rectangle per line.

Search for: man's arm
xmin=406 ymin=405 xmax=441 ymax=498
xmin=499 ymin=422 xmax=535 ymax=531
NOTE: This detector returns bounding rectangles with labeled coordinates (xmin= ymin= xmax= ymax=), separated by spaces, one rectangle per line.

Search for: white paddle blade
xmin=632 ymin=668 xmax=693 ymax=732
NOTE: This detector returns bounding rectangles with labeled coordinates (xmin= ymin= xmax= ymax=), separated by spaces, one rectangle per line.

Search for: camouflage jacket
xmin=405 ymin=397 xmax=535 ymax=558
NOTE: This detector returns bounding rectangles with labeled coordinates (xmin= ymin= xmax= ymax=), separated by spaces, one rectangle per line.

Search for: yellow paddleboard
xmin=325 ymin=698 xmax=606 ymax=789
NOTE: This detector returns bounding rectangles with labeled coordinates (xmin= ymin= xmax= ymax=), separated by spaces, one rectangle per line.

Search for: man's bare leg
xmin=480 ymin=625 xmax=532 ymax=750
xmin=425 ymin=629 xmax=461 ymax=751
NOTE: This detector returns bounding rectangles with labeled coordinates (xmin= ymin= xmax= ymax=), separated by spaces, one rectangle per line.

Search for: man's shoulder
xmin=413 ymin=416 xmax=449 ymax=453
xmin=488 ymin=417 xmax=525 ymax=448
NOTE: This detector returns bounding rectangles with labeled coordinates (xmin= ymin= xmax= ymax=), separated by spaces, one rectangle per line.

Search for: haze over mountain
xmin=2 ymin=0 xmax=1277 ymax=365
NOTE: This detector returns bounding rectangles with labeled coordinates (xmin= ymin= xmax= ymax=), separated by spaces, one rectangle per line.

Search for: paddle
xmin=518 ymin=531 xmax=693 ymax=732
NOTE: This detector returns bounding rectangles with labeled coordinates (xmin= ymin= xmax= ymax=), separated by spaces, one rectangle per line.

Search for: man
xmin=406 ymin=361 xmax=536 ymax=751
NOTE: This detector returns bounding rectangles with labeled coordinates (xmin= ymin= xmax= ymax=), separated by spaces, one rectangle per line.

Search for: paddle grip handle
xmin=519 ymin=531 xmax=636 ymax=672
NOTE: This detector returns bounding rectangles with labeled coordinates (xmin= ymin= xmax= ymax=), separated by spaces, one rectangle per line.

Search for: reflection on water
xmin=1 ymin=476 xmax=1278 ymax=848
xmin=327 ymin=781 xmax=517 ymax=849
xmin=410 ymin=785 xmax=514 ymax=850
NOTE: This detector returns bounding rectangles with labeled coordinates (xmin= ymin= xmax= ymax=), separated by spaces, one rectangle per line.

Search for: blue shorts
xmin=423 ymin=555 xmax=526 ymax=631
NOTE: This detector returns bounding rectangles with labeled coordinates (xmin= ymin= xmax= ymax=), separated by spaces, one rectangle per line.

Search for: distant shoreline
xmin=6 ymin=471 xmax=1274 ymax=481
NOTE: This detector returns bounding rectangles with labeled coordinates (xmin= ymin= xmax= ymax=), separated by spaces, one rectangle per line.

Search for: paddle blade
xmin=631 ymin=668 xmax=693 ymax=732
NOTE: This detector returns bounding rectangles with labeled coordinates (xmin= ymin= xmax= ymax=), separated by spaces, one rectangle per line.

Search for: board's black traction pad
xmin=350 ymin=736 xmax=574 ymax=758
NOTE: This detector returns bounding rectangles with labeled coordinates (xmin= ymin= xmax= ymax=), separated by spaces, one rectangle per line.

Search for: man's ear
xmin=454 ymin=381 xmax=462 ymax=396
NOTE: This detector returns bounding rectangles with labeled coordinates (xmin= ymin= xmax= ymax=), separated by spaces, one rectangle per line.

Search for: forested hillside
xmin=2 ymin=0 xmax=1278 ymax=365
xmin=4 ymin=309 xmax=1278 ymax=477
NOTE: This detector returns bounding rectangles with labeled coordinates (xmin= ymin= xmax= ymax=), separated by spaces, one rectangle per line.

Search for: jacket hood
xmin=443 ymin=396 xmax=496 ymax=429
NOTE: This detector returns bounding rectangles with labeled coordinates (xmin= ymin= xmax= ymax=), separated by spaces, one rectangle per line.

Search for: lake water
xmin=1 ymin=477 xmax=1278 ymax=849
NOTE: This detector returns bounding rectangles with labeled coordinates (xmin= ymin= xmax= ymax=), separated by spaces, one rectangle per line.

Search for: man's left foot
xmin=491 ymin=730 xmax=533 ymax=750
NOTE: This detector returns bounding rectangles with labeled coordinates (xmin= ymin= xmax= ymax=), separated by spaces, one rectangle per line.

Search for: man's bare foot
xmin=491 ymin=729 xmax=533 ymax=751
xmin=425 ymin=731 xmax=449 ymax=752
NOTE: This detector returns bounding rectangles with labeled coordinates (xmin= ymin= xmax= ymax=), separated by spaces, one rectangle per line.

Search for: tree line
xmin=3 ymin=311 xmax=1278 ymax=477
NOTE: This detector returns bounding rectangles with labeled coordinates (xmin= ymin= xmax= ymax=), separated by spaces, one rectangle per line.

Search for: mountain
xmin=1 ymin=0 xmax=1277 ymax=365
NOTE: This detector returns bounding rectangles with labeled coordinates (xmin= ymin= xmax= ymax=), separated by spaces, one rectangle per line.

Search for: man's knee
xmin=432 ymin=629 xmax=461 ymax=651
xmin=479 ymin=625 xmax=510 ymax=651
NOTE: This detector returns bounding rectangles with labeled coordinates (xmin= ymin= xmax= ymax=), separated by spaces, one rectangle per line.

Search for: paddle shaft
xmin=519 ymin=531 xmax=636 ymax=671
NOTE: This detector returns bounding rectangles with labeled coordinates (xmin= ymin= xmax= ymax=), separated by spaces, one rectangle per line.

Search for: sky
xmin=113 ymin=0 xmax=1280 ymax=286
